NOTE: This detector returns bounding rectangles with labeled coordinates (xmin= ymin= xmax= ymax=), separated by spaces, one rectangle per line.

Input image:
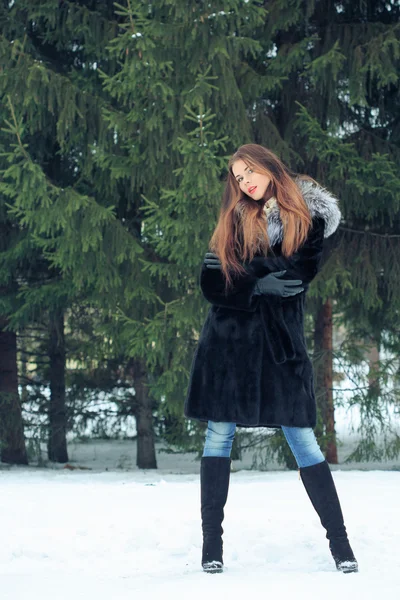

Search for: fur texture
xmin=266 ymin=178 xmax=341 ymax=246
xmin=184 ymin=183 xmax=341 ymax=428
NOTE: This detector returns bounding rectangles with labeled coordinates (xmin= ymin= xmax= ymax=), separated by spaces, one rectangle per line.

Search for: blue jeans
xmin=203 ymin=421 xmax=325 ymax=468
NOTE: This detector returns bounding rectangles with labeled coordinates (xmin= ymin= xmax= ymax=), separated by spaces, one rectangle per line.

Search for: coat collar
xmin=264 ymin=177 xmax=341 ymax=246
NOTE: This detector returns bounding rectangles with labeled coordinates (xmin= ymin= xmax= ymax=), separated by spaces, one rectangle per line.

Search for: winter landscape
xmin=1 ymin=407 xmax=399 ymax=600
xmin=1 ymin=2 xmax=400 ymax=599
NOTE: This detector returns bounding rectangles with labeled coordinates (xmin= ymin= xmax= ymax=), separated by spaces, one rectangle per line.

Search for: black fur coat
xmin=184 ymin=179 xmax=341 ymax=428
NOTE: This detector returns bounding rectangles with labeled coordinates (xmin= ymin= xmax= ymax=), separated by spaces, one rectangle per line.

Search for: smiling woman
xmin=231 ymin=159 xmax=271 ymax=201
xmin=184 ymin=143 xmax=358 ymax=576
xmin=206 ymin=144 xmax=313 ymax=293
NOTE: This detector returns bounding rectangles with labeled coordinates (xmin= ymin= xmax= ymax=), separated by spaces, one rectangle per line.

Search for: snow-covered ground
xmin=1 ymin=432 xmax=399 ymax=600
xmin=2 ymin=396 xmax=399 ymax=598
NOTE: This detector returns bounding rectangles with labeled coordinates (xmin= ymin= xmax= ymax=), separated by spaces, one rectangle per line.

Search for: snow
xmin=1 ymin=435 xmax=399 ymax=599
xmin=3 ymin=389 xmax=399 ymax=598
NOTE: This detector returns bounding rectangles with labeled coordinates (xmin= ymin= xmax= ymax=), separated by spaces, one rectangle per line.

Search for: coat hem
xmin=184 ymin=413 xmax=316 ymax=429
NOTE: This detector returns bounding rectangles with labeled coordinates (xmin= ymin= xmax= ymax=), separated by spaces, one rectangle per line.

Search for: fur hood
xmin=236 ymin=178 xmax=342 ymax=247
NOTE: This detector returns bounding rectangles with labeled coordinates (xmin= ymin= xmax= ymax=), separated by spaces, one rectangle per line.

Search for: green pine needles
xmin=0 ymin=0 xmax=399 ymax=466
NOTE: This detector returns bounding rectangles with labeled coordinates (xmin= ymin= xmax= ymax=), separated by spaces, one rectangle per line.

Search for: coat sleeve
xmin=258 ymin=217 xmax=325 ymax=286
xmin=199 ymin=217 xmax=325 ymax=311
xmin=200 ymin=261 xmax=261 ymax=312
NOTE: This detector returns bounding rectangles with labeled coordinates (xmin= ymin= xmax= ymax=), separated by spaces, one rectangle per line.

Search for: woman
xmin=184 ymin=144 xmax=358 ymax=575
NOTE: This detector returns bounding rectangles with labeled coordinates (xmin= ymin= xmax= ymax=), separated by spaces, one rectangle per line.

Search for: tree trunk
xmin=322 ymin=299 xmax=338 ymax=464
xmin=20 ymin=348 xmax=29 ymax=405
xmin=313 ymin=298 xmax=338 ymax=464
xmin=366 ymin=339 xmax=380 ymax=397
xmin=133 ymin=358 xmax=157 ymax=469
xmin=47 ymin=309 xmax=68 ymax=463
xmin=0 ymin=318 xmax=28 ymax=464
xmin=231 ymin=435 xmax=242 ymax=461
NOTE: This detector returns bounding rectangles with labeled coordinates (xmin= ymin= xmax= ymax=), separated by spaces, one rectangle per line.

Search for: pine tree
xmin=2 ymin=0 xmax=399 ymax=469
xmin=95 ymin=0 xmax=270 ymax=463
xmin=0 ymin=1 xmax=144 ymax=462
xmin=0 ymin=137 xmax=30 ymax=464
xmin=246 ymin=0 xmax=400 ymax=462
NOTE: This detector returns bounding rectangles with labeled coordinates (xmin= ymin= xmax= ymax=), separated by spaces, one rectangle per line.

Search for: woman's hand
xmin=203 ymin=253 xmax=303 ymax=297
xmin=254 ymin=271 xmax=304 ymax=297
xmin=204 ymin=252 xmax=223 ymax=270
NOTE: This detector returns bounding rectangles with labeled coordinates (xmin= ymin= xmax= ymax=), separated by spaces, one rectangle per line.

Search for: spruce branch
xmin=126 ymin=0 xmax=136 ymax=35
xmin=6 ymin=96 xmax=29 ymax=161
xmin=339 ymin=226 xmax=400 ymax=239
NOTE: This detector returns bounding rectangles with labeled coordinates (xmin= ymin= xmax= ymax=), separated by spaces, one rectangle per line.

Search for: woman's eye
xmin=248 ymin=169 xmax=253 ymax=174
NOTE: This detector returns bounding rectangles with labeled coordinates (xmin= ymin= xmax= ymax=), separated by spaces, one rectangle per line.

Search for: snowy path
xmin=0 ymin=468 xmax=399 ymax=599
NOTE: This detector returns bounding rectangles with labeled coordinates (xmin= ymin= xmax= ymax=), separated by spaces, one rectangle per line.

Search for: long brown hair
xmin=209 ymin=144 xmax=314 ymax=290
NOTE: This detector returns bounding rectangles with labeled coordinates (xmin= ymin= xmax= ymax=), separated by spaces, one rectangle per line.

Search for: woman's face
xmin=231 ymin=159 xmax=271 ymax=201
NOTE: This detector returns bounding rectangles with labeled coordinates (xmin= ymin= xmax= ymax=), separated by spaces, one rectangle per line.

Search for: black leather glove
xmin=253 ymin=271 xmax=304 ymax=297
xmin=204 ymin=252 xmax=223 ymax=269
xmin=203 ymin=253 xmax=304 ymax=297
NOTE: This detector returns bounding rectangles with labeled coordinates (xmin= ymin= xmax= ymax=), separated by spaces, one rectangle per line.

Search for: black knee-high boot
xmin=300 ymin=460 xmax=358 ymax=574
xmin=200 ymin=456 xmax=231 ymax=573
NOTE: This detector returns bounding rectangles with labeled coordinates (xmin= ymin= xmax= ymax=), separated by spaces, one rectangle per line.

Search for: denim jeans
xmin=203 ymin=421 xmax=325 ymax=468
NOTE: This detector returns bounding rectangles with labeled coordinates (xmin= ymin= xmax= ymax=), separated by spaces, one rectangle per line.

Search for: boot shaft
xmin=300 ymin=460 xmax=357 ymax=569
xmin=200 ymin=456 xmax=231 ymax=568
xmin=300 ymin=460 xmax=346 ymax=540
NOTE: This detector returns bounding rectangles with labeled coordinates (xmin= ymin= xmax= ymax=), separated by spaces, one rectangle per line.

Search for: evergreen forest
xmin=0 ymin=0 xmax=399 ymax=469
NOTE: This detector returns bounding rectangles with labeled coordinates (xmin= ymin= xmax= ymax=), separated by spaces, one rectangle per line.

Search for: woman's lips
xmin=248 ymin=186 xmax=257 ymax=194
